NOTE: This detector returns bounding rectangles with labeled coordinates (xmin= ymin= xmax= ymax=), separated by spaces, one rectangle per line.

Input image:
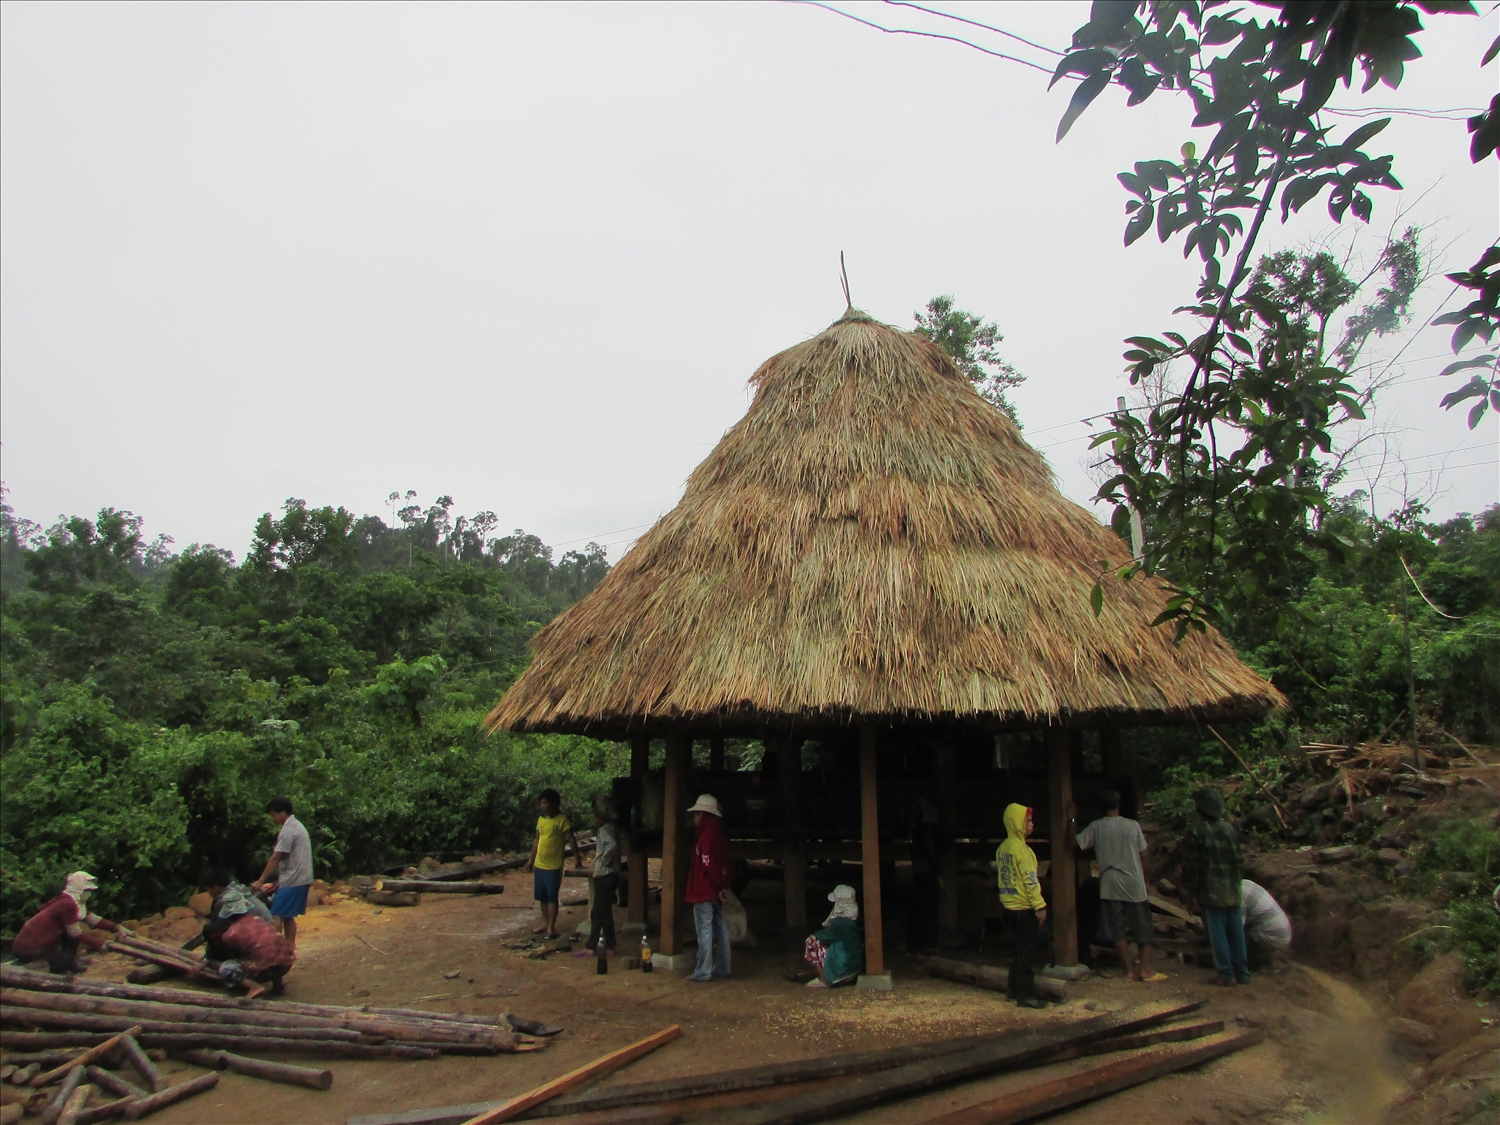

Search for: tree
xmin=913 ymin=296 xmax=1025 ymax=421
xmin=1047 ymin=0 xmax=1486 ymax=628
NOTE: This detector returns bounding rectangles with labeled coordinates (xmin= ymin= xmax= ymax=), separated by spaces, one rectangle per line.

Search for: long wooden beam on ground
xmin=376 ymin=881 xmax=504 ymax=895
xmin=459 ymin=1026 xmax=682 ymax=1125
xmin=922 ymin=1029 xmax=1263 ymax=1124
xmin=410 ymin=857 xmax=527 ymax=882
xmin=720 ymin=999 xmax=1202 ymax=1125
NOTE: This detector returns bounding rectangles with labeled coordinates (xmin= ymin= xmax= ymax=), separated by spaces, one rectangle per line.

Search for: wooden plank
xmin=459 ymin=1026 xmax=682 ymax=1125
xmin=922 ymin=1030 xmax=1263 ymax=1124
xmin=859 ymin=723 xmax=885 ymax=978
xmin=722 ymin=1000 xmax=1202 ymax=1125
xmin=1046 ymin=728 xmax=1077 ymax=967
xmin=376 ymin=881 xmax=503 ymax=894
xmin=535 ymin=1031 xmax=1007 ymax=1117
xmin=413 ymin=857 xmax=526 ymax=883
xmin=1147 ymin=894 xmax=1199 ymax=924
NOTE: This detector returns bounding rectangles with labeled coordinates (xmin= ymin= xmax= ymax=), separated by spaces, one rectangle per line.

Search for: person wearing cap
xmin=12 ymin=872 xmax=120 ymax=974
xmin=684 ymin=793 xmax=733 ymax=982
xmin=804 ymin=885 xmax=864 ymax=988
xmin=997 ymin=803 xmax=1047 ymax=1009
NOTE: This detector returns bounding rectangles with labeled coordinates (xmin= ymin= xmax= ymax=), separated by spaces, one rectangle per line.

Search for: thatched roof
xmin=488 ymin=308 xmax=1284 ymax=737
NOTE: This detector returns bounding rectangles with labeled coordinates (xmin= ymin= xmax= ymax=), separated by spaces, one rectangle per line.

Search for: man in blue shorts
xmin=255 ymin=796 xmax=313 ymax=954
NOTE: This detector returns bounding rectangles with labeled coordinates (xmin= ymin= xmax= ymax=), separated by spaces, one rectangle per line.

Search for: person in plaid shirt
xmin=1182 ymin=787 xmax=1250 ymax=987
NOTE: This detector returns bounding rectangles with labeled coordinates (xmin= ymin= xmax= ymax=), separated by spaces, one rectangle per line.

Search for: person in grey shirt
xmin=585 ymin=796 xmax=621 ymax=960
xmin=1076 ymin=789 xmax=1165 ymax=982
xmin=255 ymin=797 xmax=313 ymax=953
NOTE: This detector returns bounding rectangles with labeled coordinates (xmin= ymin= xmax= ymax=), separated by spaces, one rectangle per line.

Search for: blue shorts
xmin=270 ymin=884 xmax=310 ymax=918
xmin=533 ymin=868 xmax=563 ymax=904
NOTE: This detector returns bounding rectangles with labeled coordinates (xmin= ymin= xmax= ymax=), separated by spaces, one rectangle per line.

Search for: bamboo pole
xmin=113 ymin=1036 xmax=165 ymax=1093
xmin=122 ymin=1072 xmax=218 ymax=1121
xmin=1 ymin=965 xmax=501 ymax=1027
xmin=461 ymin=1026 xmax=681 ymax=1125
xmin=1 ymin=986 xmax=500 ymax=1046
xmin=83 ymin=1068 xmax=143 ymax=1101
xmin=2 ymin=1031 xmax=439 ymax=1058
xmin=29 ymin=1028 xmax=143 ymax=1088
xmin=41 ymin=1065 xmax=85 ymax=1125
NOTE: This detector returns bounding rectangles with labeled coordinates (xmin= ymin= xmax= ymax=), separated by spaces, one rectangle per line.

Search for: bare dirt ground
xmin=72 ymin=851 xmax=1497 ymax=1125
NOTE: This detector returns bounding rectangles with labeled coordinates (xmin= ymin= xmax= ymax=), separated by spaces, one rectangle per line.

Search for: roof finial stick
xmin=840 ymin=251 xmax=852 ymax=311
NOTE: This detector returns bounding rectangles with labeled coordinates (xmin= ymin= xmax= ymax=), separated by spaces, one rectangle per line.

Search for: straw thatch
xmin=488 ymin=308 xmax=1284 ymax=737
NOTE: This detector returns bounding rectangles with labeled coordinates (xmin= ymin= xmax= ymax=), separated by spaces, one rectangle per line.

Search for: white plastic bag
xmin=722 ymin=889 xmax=756 ymax=947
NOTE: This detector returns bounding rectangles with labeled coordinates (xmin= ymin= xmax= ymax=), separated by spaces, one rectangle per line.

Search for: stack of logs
xmin=0 ymin=965 xmax=518 ymax=1059
xmin=100 ymin=932 xmax=218 ymax=986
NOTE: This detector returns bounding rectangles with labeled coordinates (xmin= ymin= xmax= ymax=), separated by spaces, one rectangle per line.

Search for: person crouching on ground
xmin=254 ymin=797 xmax=313 ymax=954
xmin=189 ymin=867 xmax=295 ymax=998
xmin=525 ymin=788 xmax=580 ymax=939
xmin=804 ymin=885 xmax=864 ymax=988
xmin=684 ymin=793 xmax=732 ymax=982
xmin=581 ymin=796 xmax=621 ymax=962
xmin=12 ymin=872 xmax=120 ymax=974
xmin=1241 ymin=878 xmax=1292 ymax=970
xmin=1076 ymin=788 xmax=1166 ymax=983
xmin=997 ymin=803 xmax=1047 ymax=1009
xmin=1182 ymin=786 xmax=1251 ymax=987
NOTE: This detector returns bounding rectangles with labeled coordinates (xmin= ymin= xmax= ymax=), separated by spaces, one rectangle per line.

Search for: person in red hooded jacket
xmin=13 ymin=872 xmax=120 ymax=974
xmin=683 ymin=794 xmax=732 ymax=982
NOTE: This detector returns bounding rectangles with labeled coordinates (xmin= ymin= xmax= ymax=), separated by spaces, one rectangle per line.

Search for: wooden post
xmin=659 ymin=732 xmax=691 ymax=956
xmin=936 ymin=743 xmax=959 ymax=938
xmin=1047 ymin=727 xmax=1078 ymax=967
xmin=781 ymin=737 xmax=806 ymax=930
xmin=627 ymin=735 xmax=650 ymax=925
xmin=709 ymin=737 xmax=725 ymax=773
xmin=859 ymin=724 xmax=887 ymax=982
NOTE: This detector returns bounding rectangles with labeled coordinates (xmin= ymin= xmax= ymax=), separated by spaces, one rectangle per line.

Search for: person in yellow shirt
xmin=997 ymin=802 xmax=1047 ymax=1009
xmin=525 ymin=788 xmax=581 ymax=938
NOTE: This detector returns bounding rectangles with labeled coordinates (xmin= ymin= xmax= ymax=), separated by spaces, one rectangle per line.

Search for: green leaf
xmin=1057 ymin=70 xmax=1113 ymax=142
xmin=1090 ymin=582 xmax=1105 ymax=618
xmin=1438 ymin=355 xmax=1496 ymax=378
xmin=1125 ymin=202 xmax=1155 ymax=245
xmin=1343 ymin=117 xmax=1392 ymax=150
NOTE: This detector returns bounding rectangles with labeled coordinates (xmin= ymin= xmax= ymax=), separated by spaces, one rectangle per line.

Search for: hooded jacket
xmin=996 ymin=803 xmax=1046 ymax=912
xmin=684 ymin=813 xmax=732 ymax=904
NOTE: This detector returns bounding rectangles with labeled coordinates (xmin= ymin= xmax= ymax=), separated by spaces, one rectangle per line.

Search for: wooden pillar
xmin=859 ymin=723 xmax=885 ymax=978
xmin=709 ymin=736 xmax=725 ymax=773
xmin=936 ymin=743 xmax=959 ymax=937
xmin=659 ymin=731 xmax=692 ymax=955
xmin=627 ymin=734 xmax=649 ymax=924
xmin=1047 ymin=727 xmax=1078 ymax=967
xmin=781 ymin=737 xmax=806 ymax=930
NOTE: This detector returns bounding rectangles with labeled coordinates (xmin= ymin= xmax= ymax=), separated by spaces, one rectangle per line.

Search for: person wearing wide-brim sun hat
xmin=684 ymin=794 xmax=733 ymax=982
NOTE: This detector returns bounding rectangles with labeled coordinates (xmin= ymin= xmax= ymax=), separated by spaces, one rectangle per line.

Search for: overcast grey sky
xmin=2 ymin=1 xmax=1495 ymax=560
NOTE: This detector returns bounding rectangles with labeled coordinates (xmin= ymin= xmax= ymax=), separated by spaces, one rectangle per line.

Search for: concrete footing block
xmin=856 ymin=973 xmax=894 ymax=991
xmin=651 ymin=952 xmax=695 ymax=971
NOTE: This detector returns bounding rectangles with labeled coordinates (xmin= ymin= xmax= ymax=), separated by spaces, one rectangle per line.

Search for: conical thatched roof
xmin=489 ymin=308 xmax=1284 ymax=737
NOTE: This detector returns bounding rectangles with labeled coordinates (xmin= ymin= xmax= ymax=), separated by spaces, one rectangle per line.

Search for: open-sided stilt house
xmin=486 ymin=307 xmax=1283 ymax=983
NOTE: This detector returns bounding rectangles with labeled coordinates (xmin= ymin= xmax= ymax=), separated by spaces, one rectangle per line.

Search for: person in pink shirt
xmin=683 ymin=794 xmax=732 ymax=982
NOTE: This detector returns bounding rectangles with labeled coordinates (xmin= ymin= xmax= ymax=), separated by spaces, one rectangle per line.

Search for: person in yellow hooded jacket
xmin=997 ymin=803 xmax=1048 ymax=1009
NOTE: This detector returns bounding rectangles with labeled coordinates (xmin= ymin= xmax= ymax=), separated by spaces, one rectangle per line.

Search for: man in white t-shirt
xmin=255 ymin=796 xmax=313 ymax=953
xmin=1076 ymin=789 xmax=1166 ymax=983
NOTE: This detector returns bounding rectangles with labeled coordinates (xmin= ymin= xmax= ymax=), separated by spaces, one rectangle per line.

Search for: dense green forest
xmin=1 ymin=493 xmax=625 ymax=934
